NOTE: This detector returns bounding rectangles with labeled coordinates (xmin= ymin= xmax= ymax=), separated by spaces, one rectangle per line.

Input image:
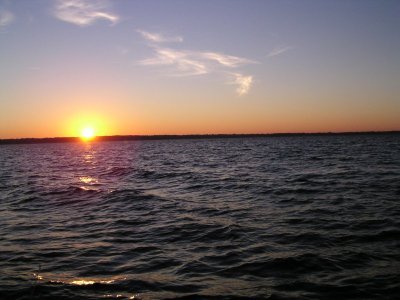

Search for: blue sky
xmin=0 ymin=0 xmax=399 ymax=138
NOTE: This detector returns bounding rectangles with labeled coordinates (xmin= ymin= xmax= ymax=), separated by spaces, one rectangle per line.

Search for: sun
xmin=81 ymin=127 xmax=95 ymax=140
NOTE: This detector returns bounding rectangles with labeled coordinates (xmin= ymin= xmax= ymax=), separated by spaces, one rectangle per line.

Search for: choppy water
xmin=1 ymin=134 xmax=400 ymax=299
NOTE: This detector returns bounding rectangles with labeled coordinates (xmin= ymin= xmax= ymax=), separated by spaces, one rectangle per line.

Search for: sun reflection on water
xmin=83 ymin=153 xmax=94 ymax=164
xmin=76 ymin=143 xmax=101 ymax=191
xmin=79 ymin=176 xmax=97 ymax=184
xmin=33 ymin=273 xmax=129 ymax=288
xmin=81 ymin=142 xmax=96 ymax=165
xmin=70 ymin=279 xmax=115 ymax=285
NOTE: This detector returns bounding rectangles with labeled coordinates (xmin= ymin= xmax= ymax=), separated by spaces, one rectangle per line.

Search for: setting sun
xmin=81 ymin=127 xmax=95 ymax=140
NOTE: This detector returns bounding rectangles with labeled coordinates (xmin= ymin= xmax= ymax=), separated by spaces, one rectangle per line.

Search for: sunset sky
xmin=0 ymin=0 xmax=399 ymax=138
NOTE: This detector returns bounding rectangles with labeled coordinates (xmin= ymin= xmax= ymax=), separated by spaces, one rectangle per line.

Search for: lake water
xmin=1 ymin=134 xmax=399 ymax=299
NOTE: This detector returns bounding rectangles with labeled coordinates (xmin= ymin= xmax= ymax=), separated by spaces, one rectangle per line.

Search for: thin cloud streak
xmin=0 ymin=9 xmax=14 ymax=28
xmin=267 ymin=46 xmax=292 ymax=57
xmin=137 ymin=30 xmax=183 ymax=43
xmin=201 ymin=52 xmax=255 ymax=67
xmin=54 ymin=0 xmax=119 ymax=26
xmin=140 ymin=48 xmax=207 ymax=76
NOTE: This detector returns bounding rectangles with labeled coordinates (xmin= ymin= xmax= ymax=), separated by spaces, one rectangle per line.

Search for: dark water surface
xmin=1 ymin=134 xmax=400 ymax=299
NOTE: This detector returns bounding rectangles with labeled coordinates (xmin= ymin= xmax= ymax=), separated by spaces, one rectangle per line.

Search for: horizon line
xmin=0 ymin=130 xmax=399 ymax=145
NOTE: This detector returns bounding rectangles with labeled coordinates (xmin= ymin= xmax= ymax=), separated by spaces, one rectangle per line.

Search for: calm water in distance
xmin=1 ymin=134 xmax=400 ymax=299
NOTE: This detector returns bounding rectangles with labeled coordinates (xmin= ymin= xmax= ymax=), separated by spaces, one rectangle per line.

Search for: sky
xmin=0 ymin=0 xmax=399 ymax=138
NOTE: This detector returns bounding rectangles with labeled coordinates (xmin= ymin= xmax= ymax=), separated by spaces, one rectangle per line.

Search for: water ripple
xmin=0 ymin=134 xmax=400 ymax=299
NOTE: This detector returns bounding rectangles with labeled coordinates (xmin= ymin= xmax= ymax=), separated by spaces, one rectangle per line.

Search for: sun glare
xmin=81 ymin=127 xmax=95 ymax=140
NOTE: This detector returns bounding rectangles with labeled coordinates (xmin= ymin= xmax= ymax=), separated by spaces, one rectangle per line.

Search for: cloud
xmin=53 ymin=0 xmax=119 ymax=26
xmin=139 ymin=48 xmax=256 ymax=78
xmin=140 ymin=48 xmax=207 ymax=76
xmin=137 ymin=30 xmax=183 ymax=43
xmin=231 ymin=73 xmax=253 ymax=96
xmin=267 ymin=46 xmax=292 ymax=57
xmin=200 ymin=52 xmax=255 ymax=67
xmin=0 ymin=9 xmax=14 ymax=28
xmin=138 ymin=31 xmax=256 ymax=95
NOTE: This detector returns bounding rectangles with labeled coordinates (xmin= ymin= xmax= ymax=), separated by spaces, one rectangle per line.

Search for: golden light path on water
xmin=33 ymin=273 xmax=139 ymax=299
xmin=77 ymin=144 xmax=101 ymax=190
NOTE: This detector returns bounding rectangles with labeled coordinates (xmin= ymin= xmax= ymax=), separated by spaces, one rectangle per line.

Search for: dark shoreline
xmin=0 ymin=131 xmax=399 ymax=145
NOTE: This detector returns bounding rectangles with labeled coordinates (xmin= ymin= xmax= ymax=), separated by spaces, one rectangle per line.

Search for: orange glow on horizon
xmin=64 ymin=112 xmax=115 ymax=139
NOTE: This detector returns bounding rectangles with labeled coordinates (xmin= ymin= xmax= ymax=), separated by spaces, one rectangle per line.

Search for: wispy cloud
xmin=139 ymin=48 xmax=256 ymax=82
xmin=200 ymin=52 xmax=255 ymax=67
xmin=267 ymin=46 xmax=292 ymax=57
xmin=140 ymin=48 xmax=207 ymax=76
xmin=53 ymin=0 xmax=119 ymax=26
xmin=139 ymin=48 xmax=254 ymax=77
xmin=0 ymin=9 xmax=14 ymax=28
xmin=137 ymin=30 xmax=183 ymax=43
xmin=138 ymin=32 xmax=256 ymax=95
xmin=230 ymin=73 xmax=253 ymax=96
